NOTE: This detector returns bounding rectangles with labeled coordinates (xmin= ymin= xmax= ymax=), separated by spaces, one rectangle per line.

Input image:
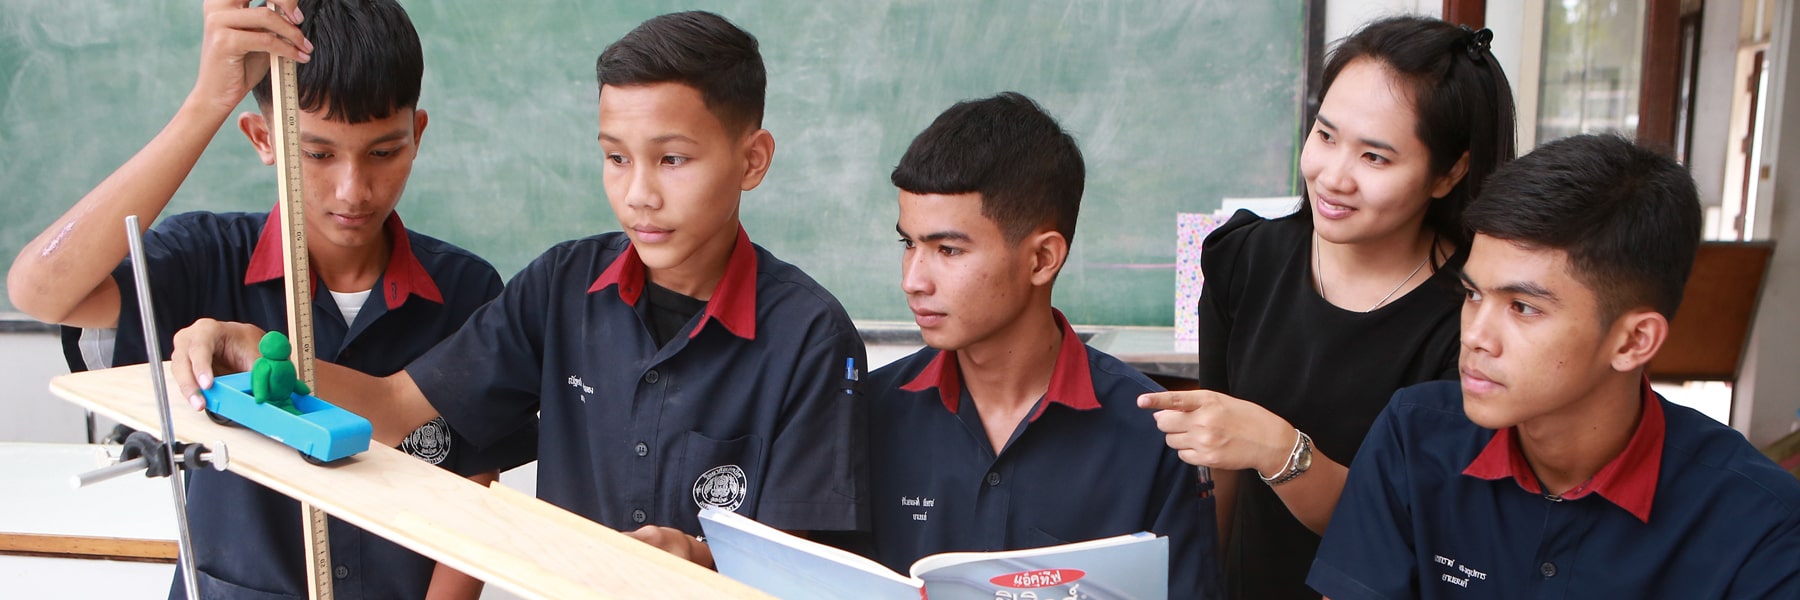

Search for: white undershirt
xmin=78 ymin=326 xmax=116 ymax=370
xmin=331 ymin=289 xmax=373 ymax=326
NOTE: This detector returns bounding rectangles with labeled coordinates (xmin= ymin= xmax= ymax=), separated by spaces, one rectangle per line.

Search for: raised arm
xmin=6 ymin=0 xmax=309 ymax=327
xmin=171 ymin=318 xmax=440 ymax=446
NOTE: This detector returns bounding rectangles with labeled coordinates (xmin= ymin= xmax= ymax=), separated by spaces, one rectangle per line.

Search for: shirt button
xmin=1540 ymin=562 xmax=1557 ymax=578
xmin=986 ymin=472 xmax=1001 ymax=486
xmin=635 ymin=442 xmax=649 ymax=457
xmin=644 ymin=370 xmax=660 ymax=384
xmin=632 ymin=509 xmax=647 ymax=523
xmin=333 ymin=565 xmax=349 ymax=580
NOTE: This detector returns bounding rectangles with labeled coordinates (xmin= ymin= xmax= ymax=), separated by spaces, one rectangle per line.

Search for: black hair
xmin=595 ymin=11 xmax=766 ymax=135
xmin=1463 ymin=134 xmax=1701 ymax=321
xmin=251 ymin=0 xmax=423 ymax=123
xmin=891 ymin=92 xmax=1086 ymax=245
xmin=1311 ymin=16 xmax=1518 ymax=249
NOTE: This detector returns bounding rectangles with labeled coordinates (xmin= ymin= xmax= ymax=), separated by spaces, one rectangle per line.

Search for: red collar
xmin=586 ymin=225 xmax=758 ymax=341
xmin=899 ymin=309 xmax=1101 ymax=420
xmin=244 ymin=208 xmax=443 ymax=309
xmin=1462 ymin=377 xmax=1665 ymax=523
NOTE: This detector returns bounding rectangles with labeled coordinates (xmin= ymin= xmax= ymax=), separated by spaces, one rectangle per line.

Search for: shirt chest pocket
xmin=677 ymin=431 xmax=763 ymax=518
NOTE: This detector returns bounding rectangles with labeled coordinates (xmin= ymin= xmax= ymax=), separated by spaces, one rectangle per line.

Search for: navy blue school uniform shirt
xmin=406 ymin=227 xmax=869 ymax=536
xmin=1309 ymin=380 xmax=1800 ymax=599
xmin=107 ymin=209 xmax=532 ymax=600
xmin=860 ymin=310 xmax=1220 ymax=598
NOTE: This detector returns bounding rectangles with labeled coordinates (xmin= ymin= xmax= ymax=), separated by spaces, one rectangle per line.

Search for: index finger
xmin=1137 ymin=390 xmax=1210 ymax=412
xmin=170 ymin=324 xmax=217 ymax=411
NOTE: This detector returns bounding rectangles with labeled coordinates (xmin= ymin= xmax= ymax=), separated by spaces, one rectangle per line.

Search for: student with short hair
xmin=854 ymin=92 xmax=1219 ymax=598
xmin=1309 ymin=133 xmax=1800 ymax=599
xmin=170 ymin=10 xmax=869 ymax=569
xmin=1138 ymin=17 xmax=1516 ymax=599
xmin=7 ymin=1 xmax=528 ymax=597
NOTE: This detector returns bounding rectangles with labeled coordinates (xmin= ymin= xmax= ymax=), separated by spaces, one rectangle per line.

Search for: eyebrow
xmin=301 ymin=129 xmax=410 ymax=146
xmin=895 ymin=224 xmax=970 ymax=244
xmin=1459 ymin=272 xmax=1562 ymax=305
xmin=1314 ymin=114 xmax=1398 ymax=155
xmin=595 ymin=132 xmax=700 ymax=145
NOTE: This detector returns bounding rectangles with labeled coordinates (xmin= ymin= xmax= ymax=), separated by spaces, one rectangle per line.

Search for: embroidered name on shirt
xmin=566 ymin=374 xmax=594 ymax=403
xmin=1434 ymin=554 xmax=1488 ymax=588
xmin=900 ymin=496 xmax=935 ymax=521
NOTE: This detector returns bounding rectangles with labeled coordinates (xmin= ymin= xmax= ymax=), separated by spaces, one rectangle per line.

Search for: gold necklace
xmin=1314 ymin=236 xmax=1433 ymax=312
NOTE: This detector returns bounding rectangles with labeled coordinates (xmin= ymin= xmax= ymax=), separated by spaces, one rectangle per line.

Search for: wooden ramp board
xmin=49 ymin=363 xmax=773 ymax=600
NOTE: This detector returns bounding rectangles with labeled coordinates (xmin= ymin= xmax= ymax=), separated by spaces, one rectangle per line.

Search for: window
xmin=1536 ymin=0 xmax=1647 ymax=143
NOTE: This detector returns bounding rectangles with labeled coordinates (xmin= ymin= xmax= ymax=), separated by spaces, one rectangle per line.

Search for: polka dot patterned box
xmin=1175 ymin=212 xmax=1230 ymax=341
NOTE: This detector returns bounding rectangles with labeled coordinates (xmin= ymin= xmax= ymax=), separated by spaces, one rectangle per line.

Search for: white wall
xmin=1691 ymin=0 xmax=1749 ymax=209
xmin=1484 ymin=0 xmax=1544 ymax=150
xmin=1326 ymin=0 xmax=1441 ymax=44
xmin=0 ymin=329 xmax=93 ymax=443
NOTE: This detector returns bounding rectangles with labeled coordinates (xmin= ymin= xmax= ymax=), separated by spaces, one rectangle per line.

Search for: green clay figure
xmin=252 ymin=331 xmax=309 ymax=415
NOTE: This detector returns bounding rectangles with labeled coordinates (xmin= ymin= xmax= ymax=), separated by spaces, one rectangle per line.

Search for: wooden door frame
xmin=1640 ymin=0 xmax=1686 ymax=150
xmin=1444 ymin=0 xmax=1487 ymax=28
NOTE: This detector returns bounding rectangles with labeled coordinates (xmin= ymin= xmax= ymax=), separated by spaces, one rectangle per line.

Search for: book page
xmin=701 ymin=506 xmax=923 ymax=599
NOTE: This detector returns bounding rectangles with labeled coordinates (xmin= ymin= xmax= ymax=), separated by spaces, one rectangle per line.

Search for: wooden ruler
xmin=268 ymin=49 xmax=332 ymax=599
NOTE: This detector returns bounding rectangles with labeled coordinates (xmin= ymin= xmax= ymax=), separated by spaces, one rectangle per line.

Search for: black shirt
xmin=644 ymin=281 xmax=706 ymax=347
xmin=1196 ymin=210 xmax=1462 ymax=599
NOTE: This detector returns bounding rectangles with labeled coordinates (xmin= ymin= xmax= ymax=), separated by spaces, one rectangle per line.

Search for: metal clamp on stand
xmin=70 ymin=432 xmax=228 ymax=488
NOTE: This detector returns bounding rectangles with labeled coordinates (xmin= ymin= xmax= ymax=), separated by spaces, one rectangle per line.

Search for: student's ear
xmin=1026 ymin=229 xmax=1069 ymax=287
xmin=411 ymin=108 xmax=430 ymax=148
xmin=1607 ymin=309 xmax=1669 ymax=373
xmin=1429 ymin=151 xmax=1471 ymax=199
xmin=238 ymin=112 xmax=278 ymax=166
xmin=738 ymin=128 xmax=775 ymax=192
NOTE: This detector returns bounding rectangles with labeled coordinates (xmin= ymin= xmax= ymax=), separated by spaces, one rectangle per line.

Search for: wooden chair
xmin=1647 ymin=241 xmax=1776 ymax=382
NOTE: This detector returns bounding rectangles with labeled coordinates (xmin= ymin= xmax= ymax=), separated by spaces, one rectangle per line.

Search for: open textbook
xmin=699 ymin=506 xmax=1168 ymax=600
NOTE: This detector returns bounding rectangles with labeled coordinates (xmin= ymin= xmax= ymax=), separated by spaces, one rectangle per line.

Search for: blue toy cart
xmin=202 ymin=372 xmax=372 ymax=464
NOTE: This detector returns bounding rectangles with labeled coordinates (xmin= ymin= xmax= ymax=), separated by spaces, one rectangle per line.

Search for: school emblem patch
xmin=692 ymin=464 xmax=747 ymax=512
xmin=400 ymin=417 xmax=452 ymax=465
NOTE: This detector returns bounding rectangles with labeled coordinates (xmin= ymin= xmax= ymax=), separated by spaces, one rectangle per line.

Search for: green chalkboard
xmin=0 ymin=1 xmax=1303 ymax=325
